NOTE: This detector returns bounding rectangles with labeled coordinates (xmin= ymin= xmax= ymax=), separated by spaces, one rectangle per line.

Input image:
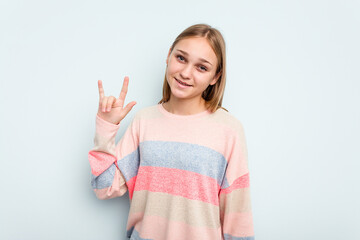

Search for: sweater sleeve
xmin=88 ymin=113 xmax=140 ymax=200
xmin=219 ymin=121 xmax=255 ymax=239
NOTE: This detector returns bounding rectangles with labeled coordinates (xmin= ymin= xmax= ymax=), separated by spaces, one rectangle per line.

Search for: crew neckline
xmin=158 ymin=103 xmax=211 ymax=119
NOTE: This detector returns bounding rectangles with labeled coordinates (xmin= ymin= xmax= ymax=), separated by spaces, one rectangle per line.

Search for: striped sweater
xmin=88 ymin=103 xmax=255 ymax=240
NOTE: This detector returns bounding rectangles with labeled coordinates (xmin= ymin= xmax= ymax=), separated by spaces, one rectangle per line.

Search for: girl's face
xmin=165 ymin=37 xmax=219 ymax=103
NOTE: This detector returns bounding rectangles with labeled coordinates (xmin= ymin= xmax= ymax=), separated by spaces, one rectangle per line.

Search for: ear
xmin=166 ymin=48 xmax=172 ymax=65
xmin=210 ymin=71 xmax=221 ymax=85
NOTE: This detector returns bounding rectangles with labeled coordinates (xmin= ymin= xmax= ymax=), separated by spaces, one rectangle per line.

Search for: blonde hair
xmin=158 ymin=23 xmax=228 ymax=113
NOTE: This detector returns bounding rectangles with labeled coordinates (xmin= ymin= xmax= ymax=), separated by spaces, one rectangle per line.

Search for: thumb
xmin=121 ymin=101 xmax=137 ymax=117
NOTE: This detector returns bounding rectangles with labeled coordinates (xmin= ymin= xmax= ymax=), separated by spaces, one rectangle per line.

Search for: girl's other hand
xmin=97 ymin=76 xmax=137 ymax=125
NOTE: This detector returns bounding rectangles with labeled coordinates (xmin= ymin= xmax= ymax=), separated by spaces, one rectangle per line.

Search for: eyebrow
xmin=175 ymin=49 xmax=213 ymax=66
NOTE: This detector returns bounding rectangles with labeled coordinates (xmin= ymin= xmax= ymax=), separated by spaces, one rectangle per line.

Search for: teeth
xmin=176 ymin=78 xmax=190 ymax=86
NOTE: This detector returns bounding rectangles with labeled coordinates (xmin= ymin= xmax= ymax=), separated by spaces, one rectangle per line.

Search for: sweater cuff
xmin=93 ymin=114 xmax=121 ymax=156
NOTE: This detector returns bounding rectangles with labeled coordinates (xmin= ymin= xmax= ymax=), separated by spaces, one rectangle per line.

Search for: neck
xmin=163 ymin=97 xmax=208 ymax=115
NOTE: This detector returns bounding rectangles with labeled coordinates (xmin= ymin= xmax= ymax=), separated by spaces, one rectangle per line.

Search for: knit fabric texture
xmin=88 ymin=103 xmax=255 ymax=240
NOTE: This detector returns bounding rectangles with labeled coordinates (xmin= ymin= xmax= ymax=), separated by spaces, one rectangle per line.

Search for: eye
xmin=199 ymin=65 xmax=207 ymax=72
xmin=176 ymin=55 xmax=185 ymax=62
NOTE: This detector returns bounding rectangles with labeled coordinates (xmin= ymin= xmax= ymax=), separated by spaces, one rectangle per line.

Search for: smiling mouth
xmin=175 ymin=78 xmax=192 ymax=87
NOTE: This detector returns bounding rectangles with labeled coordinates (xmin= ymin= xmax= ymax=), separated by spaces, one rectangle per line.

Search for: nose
xmin=180 ymin=64 xmax=192 ymax=80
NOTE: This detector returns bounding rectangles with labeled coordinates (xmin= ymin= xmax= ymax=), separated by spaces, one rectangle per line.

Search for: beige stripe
xmin=219 ymin=187 xmax=252 ymax=214
xmin=136 ymin=105 xmax=163 ymax=119
xmin=130 ymin=190 xmax=221 ymax=228
xmin=93 ymin=131 xmax=117 ymax=156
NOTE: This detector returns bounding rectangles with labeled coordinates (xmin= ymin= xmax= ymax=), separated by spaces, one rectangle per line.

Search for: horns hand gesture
xmin=97 ymin=76 xmax=137 ymax=125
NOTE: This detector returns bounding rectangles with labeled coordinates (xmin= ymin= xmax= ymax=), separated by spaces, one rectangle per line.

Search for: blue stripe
xmin=221 ymin=176 xmax=231 ymax=189
xmin=117 ymin=146 xmax=140 ymax=182
xmin=224 ymin=234 xmax=255 ymax=240
xmin=139 ymin=141 xmax=228 ymax=185
xmin=91 ymin=164 xmax=116 ymax=189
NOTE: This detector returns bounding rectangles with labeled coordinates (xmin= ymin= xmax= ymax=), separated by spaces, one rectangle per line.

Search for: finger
xmin=101 ymin=96 xmax=108 ymax=112
xmin=118 ymin=76 xmax=129 ymax=101
xmin=121 ymin=101 xmax=137 ymax=118
xmin=98 ymin=80 xmax=105 ymax=99
xmin=106 ymin=96 xmax=116 ymax=112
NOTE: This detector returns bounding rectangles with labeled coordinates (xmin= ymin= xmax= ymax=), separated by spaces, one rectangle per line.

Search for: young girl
xmin=88 ymin=24 xmax=255 ymax=240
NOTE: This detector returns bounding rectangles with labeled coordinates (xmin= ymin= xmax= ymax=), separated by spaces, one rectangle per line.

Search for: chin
xmin=170 ymin=92 xmax=188 ymax=100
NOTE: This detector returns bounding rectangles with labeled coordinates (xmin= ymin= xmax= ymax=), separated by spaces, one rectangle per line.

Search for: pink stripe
xmin=221 ymin=173 xmax=250 ymax=194
xmin=134 ymin=166 xmax=220 ymax=205
xmin=128 ymin=213 xmax=222 ymax=240
xmin=127 ymin=175 xmax=137 ymax=199
xmin=222 ymin=211 xmax=254 ymax=237
xmin=88 ymin=151 xmax=116 ymax=176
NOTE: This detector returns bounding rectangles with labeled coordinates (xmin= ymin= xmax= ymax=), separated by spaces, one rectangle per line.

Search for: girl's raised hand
xmin=97 ymin=76 xmax=137 ymax=125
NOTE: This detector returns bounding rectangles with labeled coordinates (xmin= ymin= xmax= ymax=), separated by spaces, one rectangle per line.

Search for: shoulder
xmin=208 ymin=108 xmax=246 ymax=136
xmin=132 ymin=104 xmax=162 ymax=121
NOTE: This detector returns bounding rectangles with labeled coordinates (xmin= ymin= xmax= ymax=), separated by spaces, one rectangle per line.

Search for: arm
xmin=88 ymin=77 xmax=138 ymax=200
xmin=88 ymin=114 xmax=138 ymax=200
xmin=219 ymin=122 xmax=255 ymax=239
